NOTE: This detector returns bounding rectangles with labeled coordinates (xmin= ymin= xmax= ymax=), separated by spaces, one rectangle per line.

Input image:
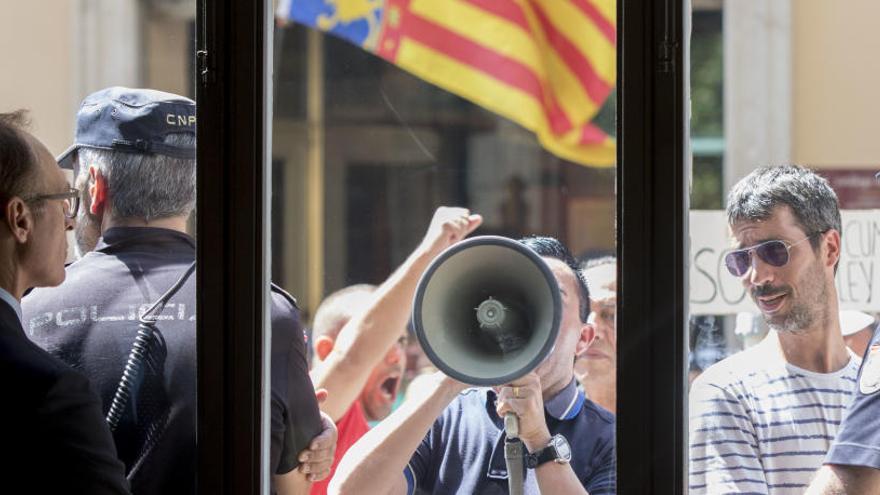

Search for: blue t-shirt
xmin=826 ymin=324 xmax=880 ymax=469
xmin=404 ymin=379 xmax=616 ymax=494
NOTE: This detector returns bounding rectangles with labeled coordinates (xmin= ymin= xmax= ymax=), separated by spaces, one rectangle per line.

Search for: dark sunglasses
xmin=724 ymin=234 xmax=815 ymax=277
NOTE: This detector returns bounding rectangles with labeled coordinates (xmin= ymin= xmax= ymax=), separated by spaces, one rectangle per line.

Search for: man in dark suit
xmin=0 ymin=110 xmax=129 ymax=493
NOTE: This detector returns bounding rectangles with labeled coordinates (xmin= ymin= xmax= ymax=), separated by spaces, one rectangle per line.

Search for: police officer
xmin=22 ymin=87 xmax=335 ymax=494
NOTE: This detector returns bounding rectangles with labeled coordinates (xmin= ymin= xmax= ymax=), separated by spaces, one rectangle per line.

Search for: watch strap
xmin=526 ymin=441 xmax=559 ymax=468
xmin=535 ymin=445 xmax=560 ymax=465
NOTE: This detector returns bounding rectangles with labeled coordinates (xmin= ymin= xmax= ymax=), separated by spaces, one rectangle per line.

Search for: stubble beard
xmin=74 ymin=208 xmax=101 ymax=258
xmin=767 ymin=259 xmax=828 ymax=334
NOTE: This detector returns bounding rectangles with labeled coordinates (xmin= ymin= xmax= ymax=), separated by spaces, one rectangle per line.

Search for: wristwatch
xmin=525 ymin=434 xmax=572 ymax=468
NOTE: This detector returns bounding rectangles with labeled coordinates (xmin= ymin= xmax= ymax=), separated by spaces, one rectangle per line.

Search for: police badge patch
xmin=860 ymin=344 xmax=880 ymax=394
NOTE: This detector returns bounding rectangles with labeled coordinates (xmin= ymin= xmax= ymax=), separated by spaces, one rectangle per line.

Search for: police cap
xmin=57 ymin=86 xmax=196 ymax=170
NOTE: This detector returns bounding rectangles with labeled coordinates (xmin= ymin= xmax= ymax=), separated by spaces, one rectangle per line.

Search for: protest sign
xmin=689 ymin=210 xmax=880 ymax=315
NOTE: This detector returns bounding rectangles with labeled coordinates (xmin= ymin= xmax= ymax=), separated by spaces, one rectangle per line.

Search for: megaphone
xmin=412 ymin=236 xmax=562 ymax=386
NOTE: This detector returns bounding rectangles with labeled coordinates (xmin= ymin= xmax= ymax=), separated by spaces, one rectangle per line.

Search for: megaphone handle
xmin=504 ymin=412 xmax=520 ymax=438
xmin=504 ymin=412 xmax=525 ymax=495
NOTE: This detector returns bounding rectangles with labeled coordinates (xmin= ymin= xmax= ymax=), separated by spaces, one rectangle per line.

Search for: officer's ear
xmin=314 ymin=335 xmax=336 ymax=362
xmin=88 ymin=165 xmax=108 ymax=215
xmin=4 ymin=196 xmax=34 ymax=244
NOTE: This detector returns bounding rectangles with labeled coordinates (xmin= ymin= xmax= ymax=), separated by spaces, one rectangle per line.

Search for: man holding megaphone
xmin=330 ymin=236 xmax=616 ymax=495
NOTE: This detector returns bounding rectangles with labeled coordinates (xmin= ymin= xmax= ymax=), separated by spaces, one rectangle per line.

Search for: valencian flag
xmin=278 ymin=0 xmax=616 ymax=167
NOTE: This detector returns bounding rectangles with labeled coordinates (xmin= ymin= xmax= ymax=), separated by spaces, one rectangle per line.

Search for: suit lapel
xmin=0 ymin=299 xmax=25 ymax=336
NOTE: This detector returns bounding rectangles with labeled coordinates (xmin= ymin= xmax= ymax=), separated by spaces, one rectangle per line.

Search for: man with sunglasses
xmin=21 ymin=87 xmax=336 ymax=494
xmin=689 ymin=165 xmax=859 ymax=494
xmin=0 ymin=110 xmax=129 ymax=492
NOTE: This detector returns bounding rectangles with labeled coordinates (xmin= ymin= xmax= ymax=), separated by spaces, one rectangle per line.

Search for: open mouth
xmin=380 ymin=375 xmax=401 ymax=401
xmin=756 ymin=292 xmax=787 ymax=314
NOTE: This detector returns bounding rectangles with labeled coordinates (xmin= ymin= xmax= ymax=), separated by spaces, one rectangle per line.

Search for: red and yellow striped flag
xmin=282 ymin=0 xmax=617 ymax=167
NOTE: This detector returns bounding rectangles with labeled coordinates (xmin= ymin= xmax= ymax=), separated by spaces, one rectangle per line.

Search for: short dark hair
xmin=727 ymin=164 xmax=841 ymax=253
xmin=519 ymin=236 xmax=591 ymax=323
xmin=0 ymin=110 xmax=39 ymax=205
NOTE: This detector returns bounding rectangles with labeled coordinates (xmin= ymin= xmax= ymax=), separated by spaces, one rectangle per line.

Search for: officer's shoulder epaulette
xmin=270 ymin=283 xmax=300 ymax=310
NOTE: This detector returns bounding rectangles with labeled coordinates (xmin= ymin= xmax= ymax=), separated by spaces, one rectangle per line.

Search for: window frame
xmin=196 ymin=0 xmax=274 ymax=493
xmin=617 ymin=0 xmax=689 ymax=493
xmin=193 ymin=0 xmax=691 ymax=491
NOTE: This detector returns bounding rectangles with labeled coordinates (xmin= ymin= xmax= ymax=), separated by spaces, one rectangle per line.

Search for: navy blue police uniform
xmin=825 ymin=324 xmax=880 ymax=469
xmin=23 ymin=227 xmax=320 ymax=494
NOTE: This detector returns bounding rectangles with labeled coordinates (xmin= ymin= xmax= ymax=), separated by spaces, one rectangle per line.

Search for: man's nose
xmin=747 ymin=253 xmax=774 ymax=287
xmin=64 ymin=214 xmax=75 ymax=231
xmin=385 ymin=345 xmax=404 ymax=365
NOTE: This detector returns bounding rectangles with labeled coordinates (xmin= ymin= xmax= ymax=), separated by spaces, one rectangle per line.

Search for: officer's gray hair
xmin=726 ymin=164 xmax=841 ymax=253
xmin=76 ymin=133 xmax=196 ymax=221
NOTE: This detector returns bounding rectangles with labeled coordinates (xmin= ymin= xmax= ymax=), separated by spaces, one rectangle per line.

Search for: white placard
xmin=689 ymin=210 xmax=880 ymax=315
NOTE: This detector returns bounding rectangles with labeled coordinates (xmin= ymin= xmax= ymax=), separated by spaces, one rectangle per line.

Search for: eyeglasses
xmin=24 ymin=187 xmax=80 ymax=219
xmin=723 ymin=235 xmax=815 ymax=277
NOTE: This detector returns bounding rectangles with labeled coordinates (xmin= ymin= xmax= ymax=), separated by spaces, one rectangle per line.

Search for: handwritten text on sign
xmin=689 ymin=210 xmax=880 ymax=315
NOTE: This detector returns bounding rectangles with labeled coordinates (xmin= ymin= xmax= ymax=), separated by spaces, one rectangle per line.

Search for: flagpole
xmin=306 ymin=28 xmax=325 ymax=316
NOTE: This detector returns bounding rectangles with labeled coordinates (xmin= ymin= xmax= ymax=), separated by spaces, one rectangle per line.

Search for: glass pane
xmin=1 ymin=2 xmax=198 ymax=491
xmin=688 ymin=1 xmax=880 ymax=492
xmin=272 ymin=0 xmax=618 ymax=492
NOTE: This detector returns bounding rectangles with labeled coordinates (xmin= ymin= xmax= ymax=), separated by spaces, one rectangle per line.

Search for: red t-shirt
xmin=310 ymin=400 xmax=370 ymax=495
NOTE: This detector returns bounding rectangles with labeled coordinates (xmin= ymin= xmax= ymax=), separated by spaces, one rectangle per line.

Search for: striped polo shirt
xmin=689 ymin=332 xmax=860 ymax=495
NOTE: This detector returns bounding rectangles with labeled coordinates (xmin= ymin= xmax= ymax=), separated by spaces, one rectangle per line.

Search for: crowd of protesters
xmin=6 ymin=86 xmax=880 ymax=494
